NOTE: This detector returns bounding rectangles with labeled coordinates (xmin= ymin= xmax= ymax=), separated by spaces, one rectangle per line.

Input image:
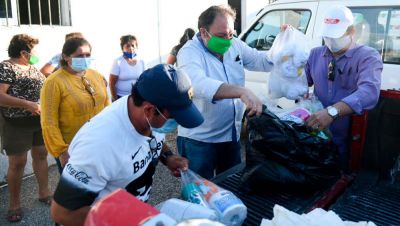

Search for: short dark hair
xmin=65 ymin=32 xmax=83 ymax=41
xmin=131 ymin=83 xmax=145 ymax=107
xmin=198 ymin=5 xmax=236 ymax=30
xmin=7 ymin=34 xmax=39 ymax=58
xmin=60 ymin=38 xmax=92 ymax=67
xmin=120 ymin=35 xmax=138 ymax=50
xmin=131 ymin=83 xmax=162 ymax=115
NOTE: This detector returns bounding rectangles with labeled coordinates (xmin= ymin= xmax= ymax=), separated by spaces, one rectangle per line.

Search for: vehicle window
xmin=352 ymin=7 xmax=400 ymax=64
xmin=242 ymin=9 xmax=311 ymax=51
xmin=385 ymin=9 xmax=400 ymax=64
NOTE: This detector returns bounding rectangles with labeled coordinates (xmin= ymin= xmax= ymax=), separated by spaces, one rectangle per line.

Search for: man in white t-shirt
xmin=50 ymin=64 xmax=204 ymax=226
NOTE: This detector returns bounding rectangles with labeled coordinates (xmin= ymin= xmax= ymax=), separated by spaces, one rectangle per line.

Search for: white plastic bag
xmin=260 ymin=205 xmax=377 ymax=226
xmin=268 ymin=27 xmax=311 ymax=100
xmin=273 ymin=95 xmax=324 ymax=125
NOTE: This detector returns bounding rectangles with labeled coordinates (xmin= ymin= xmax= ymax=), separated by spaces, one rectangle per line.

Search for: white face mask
xmin=323 ymin=35 xmax=352 ymax=53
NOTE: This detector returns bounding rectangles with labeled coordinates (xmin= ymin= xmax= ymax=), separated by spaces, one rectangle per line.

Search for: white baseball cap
xmin=320 ymin=5 xmax=354 ymax=38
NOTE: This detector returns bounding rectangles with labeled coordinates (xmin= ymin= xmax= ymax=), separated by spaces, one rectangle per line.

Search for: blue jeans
xmin=177 ymin=136 xmax=241 ymax=179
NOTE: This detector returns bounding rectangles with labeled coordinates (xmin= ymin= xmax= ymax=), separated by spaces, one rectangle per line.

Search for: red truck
xmin=213 ymin=90 xmax=400 ymax=226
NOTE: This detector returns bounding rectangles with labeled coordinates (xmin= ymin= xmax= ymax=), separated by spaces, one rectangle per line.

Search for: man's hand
xmin=166 ymin=156 xmax=188 ymax=177
xmin=240 ymin=89 xmax=263 ymax=116
xmin=280 ymin=24 xmax=293 ymax=32
xmin=305 ymin=109 xmax=333 ymax=131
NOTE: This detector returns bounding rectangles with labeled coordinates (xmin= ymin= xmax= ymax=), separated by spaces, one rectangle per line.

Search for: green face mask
xmin=205 ymin=30 xmax=233 ymax=55
xmin=23 ymin=51 xmax=39 ymax=65
xmin=28 ymin=54 xmax=39 ymax=65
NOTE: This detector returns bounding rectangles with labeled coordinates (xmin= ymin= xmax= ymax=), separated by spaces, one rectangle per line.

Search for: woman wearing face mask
xmin=40 ymin=37 xmax=110 ymax=171
xmin=0 ymin=34 xmax=51 ymax=222
xmin=109 ymin=35 xmax=147 ymax=102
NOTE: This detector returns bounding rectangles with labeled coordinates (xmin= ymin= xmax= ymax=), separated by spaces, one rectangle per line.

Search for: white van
xmin=240 ymin=0 xmax=400 ymax=102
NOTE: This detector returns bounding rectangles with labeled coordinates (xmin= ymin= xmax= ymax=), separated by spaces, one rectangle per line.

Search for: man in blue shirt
xmin=177 ymin=5 xmax=274 ymax=179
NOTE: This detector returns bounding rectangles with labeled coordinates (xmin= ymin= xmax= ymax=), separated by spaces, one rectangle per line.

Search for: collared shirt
xmin=177 ymin=33 xmax=273 ymax=143
xmin=305 ymin=44 xmax=382 ymax=153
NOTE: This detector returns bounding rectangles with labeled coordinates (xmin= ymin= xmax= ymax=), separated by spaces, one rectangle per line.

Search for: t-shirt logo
xmin=324 ymin=18 xmax=340 ymax=24
xmin=125 ymin=162 xmax=156 ymax=201
xmin=65 ymin=163 xmax=92 ymax=184
xmin=188 ymin=87 xmax=194 ymax=100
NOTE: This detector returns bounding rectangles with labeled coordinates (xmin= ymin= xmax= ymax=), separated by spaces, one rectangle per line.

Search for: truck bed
xmin=213 ymin=90 xmax=400 ymax=226
xmin=331 ymin=170 xmax=400 ymax=226
xmin=331 ymin=90 xmax=400 ymax=226
xmin=213 ymin=164 xmax=341 ymax=226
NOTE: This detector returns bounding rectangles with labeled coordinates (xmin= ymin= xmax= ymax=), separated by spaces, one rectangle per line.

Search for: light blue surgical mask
xmin=146 ymin=107 xmax=178 ymax=133
xmin=71 ymin=57 xmax=92 ymax=72
xmin=152 ymin=119 xmax=178 ymax=133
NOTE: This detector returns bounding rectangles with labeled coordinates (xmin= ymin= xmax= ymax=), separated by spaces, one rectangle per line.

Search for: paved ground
xmin=0 ymin=133 xmax=181 ymax=226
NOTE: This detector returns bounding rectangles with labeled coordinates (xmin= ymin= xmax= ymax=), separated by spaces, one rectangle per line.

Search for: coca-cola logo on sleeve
xmin=65 ymin=163 xmax=92 ymax=184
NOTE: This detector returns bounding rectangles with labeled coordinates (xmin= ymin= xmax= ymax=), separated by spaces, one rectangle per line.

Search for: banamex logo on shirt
xmin=66 ymin=163 xmax=92 ymax=184
xmin=132 ymin=140 xmax=164 ymax=174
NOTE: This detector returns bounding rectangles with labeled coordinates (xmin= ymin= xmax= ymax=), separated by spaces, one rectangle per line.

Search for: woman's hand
xmin=25 ymin=101 xmax=41 ymax=115
xmin=59 ymin=151 xmax=70 ymax=168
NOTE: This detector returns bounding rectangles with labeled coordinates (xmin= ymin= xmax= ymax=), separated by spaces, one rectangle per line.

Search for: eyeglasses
xmin=328 ymin=60 xmax=335 ymax=81
xmin=148 ymin=135 xmax=159 ymax=167
xmin=205 ymin=29 xmax=236 ymax=39
xmin=155 ymin=107 xmax=168 ymax=121
xmin=81 ymin=75 xmax=96 ymax=105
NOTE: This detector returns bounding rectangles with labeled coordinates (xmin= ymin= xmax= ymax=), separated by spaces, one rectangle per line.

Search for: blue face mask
xmin=123 ymin=52 xmax=137 ymax=59
xmin=146 ymin=107 xmax=178 ymax=134
xmin=71 ymin=57 xmax=92 ymax=72
xmin=152 ymin=119 xmax=178 ymax=133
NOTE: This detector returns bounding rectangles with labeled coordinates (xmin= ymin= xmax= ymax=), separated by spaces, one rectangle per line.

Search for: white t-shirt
xmin=53 ymin=95 xmax=165 ymax=210
xmin=47 ymin=53 xmax=61 ymax=69
xmin=110 ymin=55 xmax=147 ymax=97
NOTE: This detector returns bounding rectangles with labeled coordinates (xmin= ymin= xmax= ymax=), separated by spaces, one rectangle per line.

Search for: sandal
xmin=6 ymin=208 xmax=23 ymax=222
xmin=38 ymin=195 xmax=53 ymax=206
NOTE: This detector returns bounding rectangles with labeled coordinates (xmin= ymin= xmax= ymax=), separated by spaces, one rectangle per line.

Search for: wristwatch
xmin=327 ymin=106 xmax=339 ymax=120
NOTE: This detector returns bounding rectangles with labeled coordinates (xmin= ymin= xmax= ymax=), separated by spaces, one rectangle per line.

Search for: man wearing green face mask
xmin=177 ymin=4 xmax=274 ymax=179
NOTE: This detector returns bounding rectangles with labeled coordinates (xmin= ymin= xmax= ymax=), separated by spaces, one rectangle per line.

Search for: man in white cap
xmin=304 ymin=5 xmax=383 ymax=170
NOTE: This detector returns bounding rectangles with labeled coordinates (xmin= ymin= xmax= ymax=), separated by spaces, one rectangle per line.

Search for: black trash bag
xmin=240 ymin=106 xmax=340 ymax=194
